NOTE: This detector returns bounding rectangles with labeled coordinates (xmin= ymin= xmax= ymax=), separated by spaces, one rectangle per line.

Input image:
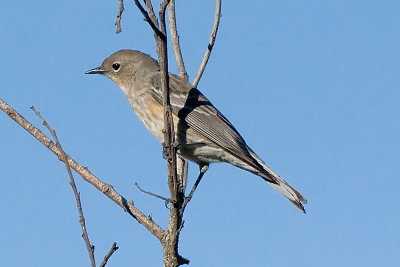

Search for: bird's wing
xmin=150 ymin=74 xmax=308 ymax=212
xmin=150 ymin=74 xmax=266 ymax=174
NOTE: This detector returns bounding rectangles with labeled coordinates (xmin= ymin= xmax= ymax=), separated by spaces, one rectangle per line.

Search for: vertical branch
xmin=134 ymin=0 xmax=187 ymax=266
xmin=168 ymin=0 xmax=188 ymax=81
xmin=167 ymin=0 xmax=189 ymax=193
xmin=192 ymin=0 xmax=222 ymax=87
xmin=155 ymin=0 xmax=178 ymax=204
xmin=157 ymin=1 xmax=188 ymax=267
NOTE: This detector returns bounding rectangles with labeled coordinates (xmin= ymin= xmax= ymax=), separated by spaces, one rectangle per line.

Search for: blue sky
xmin=1 ymin=1 xmax=399 ymax=266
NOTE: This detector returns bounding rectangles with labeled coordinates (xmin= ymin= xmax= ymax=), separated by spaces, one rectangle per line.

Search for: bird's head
xmin=86 ymin=49 xmax=159 ymax=89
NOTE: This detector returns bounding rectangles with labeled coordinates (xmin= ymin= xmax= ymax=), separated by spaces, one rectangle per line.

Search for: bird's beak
xmin=85 ymin=67 xmax=105 ymax=74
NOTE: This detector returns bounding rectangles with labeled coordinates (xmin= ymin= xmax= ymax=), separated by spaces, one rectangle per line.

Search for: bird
xmin=86 ymin=49 xmax=307 ymax=212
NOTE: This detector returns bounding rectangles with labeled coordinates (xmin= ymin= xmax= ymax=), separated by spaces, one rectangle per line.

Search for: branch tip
xmin=135 ymin=182 xmax=171 ymax=203
xmin=99 ymin=242 xmax=119 ymax=267
xmin=193 ymin=0 xmax=222 ymax=87
xmin=115 ymin=0 xmax=125 ymax=34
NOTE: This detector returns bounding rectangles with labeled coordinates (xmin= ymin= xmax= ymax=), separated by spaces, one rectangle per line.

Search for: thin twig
xmin=192 ymin=0 xmax=222 ymax=87
xmin=134 ymin=0 xmax=165 ymax=38
xmin=0 ymin=99 xmax=165 ymax=241
xmin=99 ymin=242 xmax=119 ymax=267
xmin=30 ymin=106 xmax=96 ymax=267
xmin=115 ymin=0 xmax=124 ymax=34
xmin=168 ymin=0 xmax=188 ymax=81
xmin=144 ymin=0 xmax=158 ymax=28
xmin=180 ymin=165 xmax=208 ymax=214
xmin=135 ymin=182 xmax=171 ymax=203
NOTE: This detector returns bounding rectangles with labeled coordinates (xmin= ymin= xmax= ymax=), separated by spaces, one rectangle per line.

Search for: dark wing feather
xmin=151 ymin=74 xmax=265 ymax=171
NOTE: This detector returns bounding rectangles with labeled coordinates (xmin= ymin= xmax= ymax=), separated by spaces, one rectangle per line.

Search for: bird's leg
xmin=180 ymin=164 xmax=209 ymax=214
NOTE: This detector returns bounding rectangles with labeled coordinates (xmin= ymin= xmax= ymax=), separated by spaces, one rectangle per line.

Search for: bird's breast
xmin=127 ymin=93 xmax=166 ymax=142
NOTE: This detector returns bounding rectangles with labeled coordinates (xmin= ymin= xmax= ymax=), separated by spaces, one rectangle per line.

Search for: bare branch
xmin=180 ymin=165 xmax=208 ymax=214
xmin=135 ymin=182 xmax=171 ymax=204
xmin=134 ymin=0 xmax=165 ymax=38
xmin=167 ymin=0 xmax=189 ymax=201
xmin=0 ymin=98 xmax=165 ymax=241
xmin=168 ymin=0 xmax=188 ymax=81
xmin=157 ymin=2 xmax=189 ymax=266
xmin=115 ymin=0 xmax=124 ymax=34
xmin=99 ymin=242 xmax=119 ymax=267
xmin=144 ymin=0 xmax=158 ymax=28
xmin=157 ymin=0 xmax=177 ymax=201
xmin=136 ymin=0 xmax=188 ymax=265
xmin=30 ymin=106 xmax=96 ymax=267
xmin=192 ymin=0 xmax=222 ymax=87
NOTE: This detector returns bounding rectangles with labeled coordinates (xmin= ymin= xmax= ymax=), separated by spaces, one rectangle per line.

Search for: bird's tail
xmin=267 ymin=175 xmax=307 ymax=213
xmin=248 ymin=150 xmax=307 ymax=213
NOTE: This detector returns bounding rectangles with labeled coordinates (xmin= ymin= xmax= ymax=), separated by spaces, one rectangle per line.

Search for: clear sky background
xmin=1 ymin=1 xmax=399 ymax=266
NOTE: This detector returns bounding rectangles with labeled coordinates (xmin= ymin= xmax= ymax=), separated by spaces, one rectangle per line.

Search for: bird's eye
xmin=112 ymin=63 xmax=121 ymax=71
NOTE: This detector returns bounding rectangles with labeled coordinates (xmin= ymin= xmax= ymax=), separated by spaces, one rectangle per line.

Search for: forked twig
xmin=144 ymin=0 xmax=158 ymax=28
xmin=134 ymin=0 xmax=164 ymax=38
xmin=0 ymin=99 xmax=165 ymax=241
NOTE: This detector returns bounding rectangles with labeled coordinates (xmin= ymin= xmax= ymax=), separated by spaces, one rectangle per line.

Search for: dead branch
xmin=134 ymin=0 xmax=164 ymax=38
xmin=193 ymin=0 xmax=222 ymax=87
xmin=168 ymin=0 xmax=188 ymax=81
xmin=167 ymin=0 xmax=189 ymax=198
xmin=135 ymin=182 xmax=171 ymax=204
xmin=144 ymin=0 xmax=158 ymax=27
xmin=133 ymin=0 xmax=191 ymax=266
xmin=31 ymin=106 xmax=97 ymax=267
xmin=157 ymin=1 xmax=188 ymax=266
xmin=0 ymin=98 xmax=165 ymax=241
xmin=115 ymin=0 xmax=124 ymax=34
xmin=180 ymin=165 xmax=208 ymax=214
xmin=99 ymin=242 xmax=119 ymax=267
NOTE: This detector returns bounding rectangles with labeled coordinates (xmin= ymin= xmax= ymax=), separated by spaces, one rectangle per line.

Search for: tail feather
xmin=268 ymin=177 xmax=307 ymax=213
xmin=248 ymin=149 xmax=307 ymax=213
